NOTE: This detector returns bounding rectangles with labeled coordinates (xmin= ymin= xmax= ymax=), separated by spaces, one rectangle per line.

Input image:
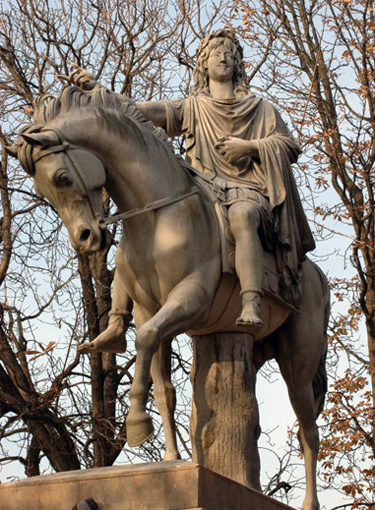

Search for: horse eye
xmin=54 ymin=170 xmax=72 ymax=187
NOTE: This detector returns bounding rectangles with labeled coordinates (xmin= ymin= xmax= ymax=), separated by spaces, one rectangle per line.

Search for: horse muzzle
xmin=72 ymin=222 xmax=111 ymax=254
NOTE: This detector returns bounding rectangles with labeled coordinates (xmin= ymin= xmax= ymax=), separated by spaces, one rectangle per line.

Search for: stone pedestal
xmin=0 ymin=461 xmax=295 ymax=510
xmin=190 ymin=332 xmax=261 ymax=490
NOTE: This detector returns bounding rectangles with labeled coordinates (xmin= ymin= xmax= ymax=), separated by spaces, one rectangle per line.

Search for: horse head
xmin=9 ymin=126 xmax=111 ymax=254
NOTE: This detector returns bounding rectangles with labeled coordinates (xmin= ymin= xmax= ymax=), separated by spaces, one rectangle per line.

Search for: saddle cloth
xmin=194 ymin=176 xmax=302 ymax=315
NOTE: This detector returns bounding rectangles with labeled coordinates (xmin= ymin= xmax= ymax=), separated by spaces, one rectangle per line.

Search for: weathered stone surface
xmin=0 ymin=461 xmax=295 ymax=510
xmin=8 ymin=29 xmax=329 ymax=510
xmin=190 ymin=332 xmax=261 ymax=491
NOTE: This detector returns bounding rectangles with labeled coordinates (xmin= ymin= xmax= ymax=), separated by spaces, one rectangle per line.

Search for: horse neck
xmin=108 ymin=125 xmax=192 ymax=213
xmin=56 ymin=109 xmax=190 ymax=212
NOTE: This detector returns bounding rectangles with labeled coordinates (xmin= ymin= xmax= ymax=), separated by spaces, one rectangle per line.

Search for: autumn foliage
xmin=228 ymin=0 xmax=375 ymax=506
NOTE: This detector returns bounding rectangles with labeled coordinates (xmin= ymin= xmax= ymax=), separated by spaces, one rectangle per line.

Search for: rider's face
xmin=206 ymin=44 xmax=235 ymax=84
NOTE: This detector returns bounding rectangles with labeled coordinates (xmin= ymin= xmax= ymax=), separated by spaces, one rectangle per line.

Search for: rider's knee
xmin=228 ymin=202 xmax=260 ymax=235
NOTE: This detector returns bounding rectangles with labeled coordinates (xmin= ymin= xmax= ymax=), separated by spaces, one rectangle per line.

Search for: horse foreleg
xmin=79 ymin=244 xmax=133 ymax=354
xmin=127 ymin=278 xmax=211 ymax=448
xmin=127 ymin=341 xmax=155 ymax=447
xmin=151 ymin=340 xmax=181 ymax=461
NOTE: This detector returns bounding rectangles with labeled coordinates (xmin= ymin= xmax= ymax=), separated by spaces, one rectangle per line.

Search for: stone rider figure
xmin=70 ymin=29 xmax=315 ymax=351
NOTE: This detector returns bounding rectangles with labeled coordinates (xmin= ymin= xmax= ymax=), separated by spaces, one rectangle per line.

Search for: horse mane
xmin=17 ymin=85 xmax=184 ymax=175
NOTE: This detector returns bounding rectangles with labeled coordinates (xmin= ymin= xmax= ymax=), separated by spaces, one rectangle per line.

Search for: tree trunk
xmin=190 ymin=332 xmax=261 ymax=491
xmin=364 ymin=285 xmax=375 ymax=456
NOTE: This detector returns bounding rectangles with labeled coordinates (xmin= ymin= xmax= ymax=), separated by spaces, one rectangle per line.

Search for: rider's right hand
xmin=68 ymin=63 xmax=98 ymax=91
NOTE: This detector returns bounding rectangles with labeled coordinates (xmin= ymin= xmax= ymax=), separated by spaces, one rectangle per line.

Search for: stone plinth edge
xmin=0 ymin=460 xmax=295 ymax=510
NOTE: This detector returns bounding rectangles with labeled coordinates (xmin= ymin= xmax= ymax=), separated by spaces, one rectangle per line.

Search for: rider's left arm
xmin=215 ymin=137 xmax=260 ymax=165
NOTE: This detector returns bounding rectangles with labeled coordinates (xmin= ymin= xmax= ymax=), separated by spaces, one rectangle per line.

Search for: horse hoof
xmin=126 ymin=413 xmax=154 ymax=447
xmin=302 ymin=496 xmax=320 ymax=510
xmin=78 ymin=342 xmax=98 ymax=354
xmin=163 ymin=451 xmax=181 ymax=461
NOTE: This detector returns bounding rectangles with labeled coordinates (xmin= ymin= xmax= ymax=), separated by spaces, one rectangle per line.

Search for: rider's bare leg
xmin=228 ymin=200 xmax=264 ymax=329
xmin=79 ymin=246 xmax=132 ymax=354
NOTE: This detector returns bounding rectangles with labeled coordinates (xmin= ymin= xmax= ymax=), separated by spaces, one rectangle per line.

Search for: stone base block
xmin=0 ymin=461 xmax=295 ymax=510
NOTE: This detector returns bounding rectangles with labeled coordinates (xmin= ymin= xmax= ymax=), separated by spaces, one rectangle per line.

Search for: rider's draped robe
xmin=163 ymin=93 xmax=315 ymax=279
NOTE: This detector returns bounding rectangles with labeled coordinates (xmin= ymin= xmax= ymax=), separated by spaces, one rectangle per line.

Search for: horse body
xmin=14 ymin=89 xmax=329 ymax=510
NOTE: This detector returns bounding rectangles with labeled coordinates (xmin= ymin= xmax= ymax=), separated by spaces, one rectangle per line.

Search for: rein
xmin=101 ymin=187 xmax=199 ymax=226
xmin=33 ymin=127 xmax=200 ymax=226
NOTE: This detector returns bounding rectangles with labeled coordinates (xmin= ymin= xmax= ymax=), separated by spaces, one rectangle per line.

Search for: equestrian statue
xmin=7 ymin=30 xmax=330 ymax=510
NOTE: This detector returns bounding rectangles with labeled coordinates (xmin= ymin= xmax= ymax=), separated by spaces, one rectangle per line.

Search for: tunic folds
xmin=163 ymin=94 xmax=315 ymax=278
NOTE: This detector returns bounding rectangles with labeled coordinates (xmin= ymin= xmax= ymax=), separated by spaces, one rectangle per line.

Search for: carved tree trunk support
xmin=190 ymin=332 xmax=261 ymax=491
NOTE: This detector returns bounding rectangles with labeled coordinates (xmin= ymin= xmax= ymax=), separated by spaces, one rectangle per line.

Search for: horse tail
xmin=311 ymin=262 xmax=330 ymax=418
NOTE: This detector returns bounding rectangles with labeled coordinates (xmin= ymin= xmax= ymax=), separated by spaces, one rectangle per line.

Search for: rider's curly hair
xmin=192 ymin=29 xmax=250 ymax=97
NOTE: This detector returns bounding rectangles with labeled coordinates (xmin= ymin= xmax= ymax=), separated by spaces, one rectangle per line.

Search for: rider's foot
xmin=236 ymin=291 xmax=263 ymax=330
xmin=79 ymin=311 xmax=131 ymax=353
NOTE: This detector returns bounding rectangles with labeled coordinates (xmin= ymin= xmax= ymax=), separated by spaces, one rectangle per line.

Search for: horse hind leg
xmin=297 ymin=346 xmax=327 ymax=510
xmin=276 ymin=261 xmax=329 ymax=510
xmin=293 ymin=385 xmax=320 ymax=510
xmin=276 ymin=327 xmax=325 ymax=510
xmin=151 ymin=339 xmax=181 ymax=461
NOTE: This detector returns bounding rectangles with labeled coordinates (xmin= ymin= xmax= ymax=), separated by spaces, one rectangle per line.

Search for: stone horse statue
xmin=8 ymin=85 xmax=329 ymax=510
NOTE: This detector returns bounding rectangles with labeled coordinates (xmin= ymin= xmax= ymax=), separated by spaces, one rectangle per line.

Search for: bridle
xmin=32 ymin=127 xmax=103 ymax=226
xmin=32 ymin=127 xmax=200 ymax=228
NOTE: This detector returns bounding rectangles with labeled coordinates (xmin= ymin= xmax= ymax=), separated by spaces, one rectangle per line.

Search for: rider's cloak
xmin=163 ymin=94 xmax=315 ymax=276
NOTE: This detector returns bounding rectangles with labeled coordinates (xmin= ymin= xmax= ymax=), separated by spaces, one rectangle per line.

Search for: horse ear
xmin=5 ymin=145 xmax=19 ymax=158
xmin=21 ymin=131 xmax=60 ymax=147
